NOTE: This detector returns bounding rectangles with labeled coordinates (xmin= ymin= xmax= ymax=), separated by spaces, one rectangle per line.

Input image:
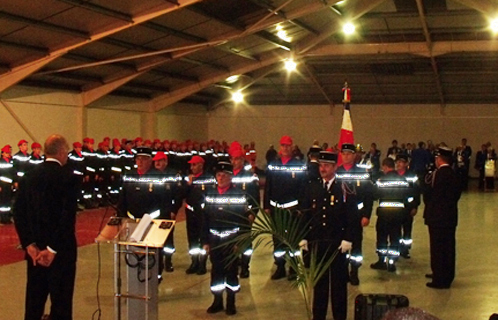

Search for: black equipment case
xmin=354 ymin=294 xmax=409 ymax=320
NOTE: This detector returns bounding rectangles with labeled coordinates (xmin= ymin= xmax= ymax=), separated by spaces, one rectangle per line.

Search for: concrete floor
xmin=2 ymin=187 xmax=498 ymax=320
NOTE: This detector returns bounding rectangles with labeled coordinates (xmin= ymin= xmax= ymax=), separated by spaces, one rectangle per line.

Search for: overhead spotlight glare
xmin=226 ymin=75 xmax=240 ymax=84
xmin=284 ymin=59 xmax=297 ymax=72
xmin=336 ymin=0 xmax=347 ymax=5
xmin=491 ymin=18 xmax=498 ymax=33
xmin=232 ymin=91 xmax=244 ymax=103
xmin=343 ymin=22 xmax=355 ymax=35
xmin=276 ymin=24 xmax=283 ymax=31
xmin=277 ymin=30 xmax=292 ymax=42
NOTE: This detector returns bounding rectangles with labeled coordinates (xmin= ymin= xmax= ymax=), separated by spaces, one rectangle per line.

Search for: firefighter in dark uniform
xmin=370 ymin=158 xmax=411 ymax=272
xmin=153 ymin=151 xmax=184 ymax=272
xmin=229 ymin=146 xmax=260 ymax=278
xmin=121 ymin=140 xmax=135 ymax=172
xmin=396 ymin=154 xmax=421 ymax=259
xmin=117 ymin=147 xmax=165 ymax=280
xmin=264 ymin=135 xmax=307 ymax=280
xmin=28 ymin=142 xmax=45 ymax=172
xmin=307 ymin=146 xmax=321 ymax=182
xmin=12 ymin=140 xmax=31 ymax=187
xmin=185 ymin=155 xmax=216 ymax=275
xmin=201 ymin=161 xmax=250 ymax=316
xmin=68 ymin=142 xmax=85 ymax=207
xmin=82 ymin=138 xmax=99 ymax=208
xmin=335 ymin=143 xmax=373 ymax=285
xmin=108 ymin=139 xmax=124 ymax=203
xmin=0 ymin=145 xmax=15 ymax=224
xmin=95 ymin=142 xmax=110 ymax=204
xmin=299 ymin=150 xmax=353 ymax=320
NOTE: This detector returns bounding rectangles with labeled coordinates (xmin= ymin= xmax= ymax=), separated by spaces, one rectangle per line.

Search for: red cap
xmin=230 ymin=148 xmax=245 ymax=158
xmin=89 ymin=138 xmax=94 ymax=144
xmin=188 ymin=155 xmax=205 ymax=164
xmin=280 ymin=135 xmax=293 ymax=146
xmin=152 ymin=152 xmax=168 ymax=161
xmin=103 ymin=137 xmax=110 ymax=141
xmin=1 ymin=145 xmax=12 ymax=153
xmin=163 ymin=140 xmax=170 ymax=145
xmin=73 ymin=142 xmax=82 ymax=148
xmin=18 ymin=139 xmax=28 ymax=146
xmin=144 ymin=139 xmax=151 ymax=145
xmin=135 ymin=137 xmax=143 ymax=142
xmin=83 ymin=137 xmax=89 ymax=143
xmin=153 ymin=139 xmax=161 ymax=144
xmin=98 ymin=142 xmax=103 ymax=148
xmin=31 ymin=142 xmax=41 ymax=149
xmin=112 ymin=139 xmax=120 ymax=147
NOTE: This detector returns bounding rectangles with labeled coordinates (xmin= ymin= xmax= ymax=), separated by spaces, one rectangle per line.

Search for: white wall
xmin=157 ymin=103 xmax=208 ymax=142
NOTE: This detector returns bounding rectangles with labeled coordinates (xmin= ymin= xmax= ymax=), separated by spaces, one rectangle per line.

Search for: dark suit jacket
xmin=14 ymin=160 xmax=79 ymax=262
xmin=423 ymin=165 xmax=461 ymax=228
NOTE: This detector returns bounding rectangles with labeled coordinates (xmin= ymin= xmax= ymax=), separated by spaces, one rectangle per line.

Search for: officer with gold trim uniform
xmin=299 ymin=150 xmax=353 ymax=320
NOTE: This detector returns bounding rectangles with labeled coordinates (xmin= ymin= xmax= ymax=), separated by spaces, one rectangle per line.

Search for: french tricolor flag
xmin=337 ymin=83 xmax=354 ymax=166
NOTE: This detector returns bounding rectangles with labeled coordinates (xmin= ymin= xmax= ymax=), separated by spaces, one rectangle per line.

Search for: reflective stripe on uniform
xmin=270 ymin=200 xmax=298 ymax=209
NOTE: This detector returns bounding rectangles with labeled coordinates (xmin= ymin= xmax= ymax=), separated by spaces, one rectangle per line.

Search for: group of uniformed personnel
xmin=1 ymin=133 xmax=456 ymax=319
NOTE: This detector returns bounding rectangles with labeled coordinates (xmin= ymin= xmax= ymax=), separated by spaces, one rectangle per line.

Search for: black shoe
xmin=226 ymin=306 xmax=237 ymax=315
xmin=426 ymin=282 xmax=450 ymax=289
xmin=349 ymin=273 xmax=360 ymax=286
xmin=287 ymin=268 xmax=297 ymax=281
xmin=387 ymin=263 xmax=396 ymax=272
xmin=240 ymin=268 xmax=250 ymax=278
xmin=400 ymin=251 xmax=411 ymax=259
xmin=271 ymin=267 xmax=286 ymax=280
xmin=425 ymin=273 xmax=433 ymax=279
xmin=207 ymin=303 xmax=224 ymax=314
xmin=164 ymin=256 xmax=174 ymax=273
xmin=370 ymin=261 xmax=387 ymax=270
xmin=197 ymin=266 xmax=207 ymax=275
xmin=185 ymin=260 xmax=198 ymax=275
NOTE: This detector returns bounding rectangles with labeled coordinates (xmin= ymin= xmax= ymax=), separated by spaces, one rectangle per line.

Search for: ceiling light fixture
xmin=491 ymin=18 xmax=498 ymax=33
xmin=226 ymin=75 xmax=240 ymax=84
xmin=232 ymin=91 xmax=244 ymax=103
xmin=343 ymin=22 xmax=355 ymax=35
xmin=284 ymin=59 xmax=297 ymax=72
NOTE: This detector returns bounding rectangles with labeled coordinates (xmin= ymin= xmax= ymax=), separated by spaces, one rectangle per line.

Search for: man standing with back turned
xmin=15 ymin=134 xmax=78 ymax=320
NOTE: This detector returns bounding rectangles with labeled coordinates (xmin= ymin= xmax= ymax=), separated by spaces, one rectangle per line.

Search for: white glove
xmin=338 ymin=240 xmax=352 ymax=253
xmin=299 ymin=240 xmax=309 ymax=252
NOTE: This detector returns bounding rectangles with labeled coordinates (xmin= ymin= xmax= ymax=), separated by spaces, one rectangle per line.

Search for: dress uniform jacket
xmin=117 ymin=168 xmax=163 ymax=219
xmin=299 ymin=177 xmax=353 ymax=320
xmin=264 ymin=157 xmax=306 ymax=210
xmin=14 ymin=160 xmax=79 ymax=320
xmin=28 ymin=153 xmax=45 ymax=172
xmin=12 ymin=150 xmax=31 ymax=180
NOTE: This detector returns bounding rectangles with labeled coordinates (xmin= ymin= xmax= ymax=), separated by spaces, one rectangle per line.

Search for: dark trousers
xmin=349 ymin=219 xmax=363 ymax=267
xmin=25 ymin=256 xmax=76 ymax=320
xmin=312 ymin=244 xmax=348 ymax=320
xmin=478 ymin=168 xmax=485 ymax=189
xmin=209 ymin=235 xmax=239 ymax=293
xmin=429 ymin=226 xmax=456 ymax=286
xmin=401 ymin=213 xmax=413 ymax=244
xmin=375 ymin=211 xmax=403 ymax=258
xmin=186 ymin=207 xmax=202 ymax=253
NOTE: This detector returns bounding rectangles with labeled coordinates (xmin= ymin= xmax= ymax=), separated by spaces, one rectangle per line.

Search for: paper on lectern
xmin=129 ymin=214 xmax=152 ymax=242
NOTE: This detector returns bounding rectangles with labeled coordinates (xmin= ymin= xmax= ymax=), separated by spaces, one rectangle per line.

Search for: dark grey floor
xmin=2 ymin=187 xmax=498 ymax=320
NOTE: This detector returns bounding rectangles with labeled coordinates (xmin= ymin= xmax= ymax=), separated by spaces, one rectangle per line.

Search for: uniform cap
xmin=144 ymin=139 xmax=151 ymax=145
xmin=215 ymin=161 xmax=233 ymax=174
xmin=121 ymin=138 xmax=127 ymax=143
xmin=153 ymin=139 xmax=161 ymax=144
xmin=395 ymin=154 xmax=409 ymax=162
xmin=103 ymin=137 xmax=110 ymax=141
xmin=18 ymin=139 xmax=28 ymax=146
xmin=319 ymin=151 xmax=337 ymax=163
xmin=83 ymin=137 xmax=89 ymax=143
xmin=152 ymin=152 xmax=168 ymax=161
xmin=73 ymin=142 xmax=82 ymax=148
xmin=308 ymin=146 xmax=322 ymax=154
xmin=163 ymin=140 xmax=170 ymax=145
xmin=230 ymin=148 xmax=245 ymax=158
xmin=134 ymin=137 xmax=143 ymax=142
xmin=31 ymin=142 xmax=41 ymax=149
xmin=341 ymin=143 xmax=356 ymax=153
xmin=89 ymin=138 xmax=95 ymax=144
xmin=112 ymin=139 xmax=120 ymax=147
xmin=188 ymin=155 xmax=205 ymax=164
xmin=436 ymin=146 xmax=453 ymax=158
xmin=135 ymin=147 xmax=152 ymax=157
xmin=280 ymin=135 xmax=293 ymax=146
xmin=1 ymin=145 xmax=12 ymax=153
